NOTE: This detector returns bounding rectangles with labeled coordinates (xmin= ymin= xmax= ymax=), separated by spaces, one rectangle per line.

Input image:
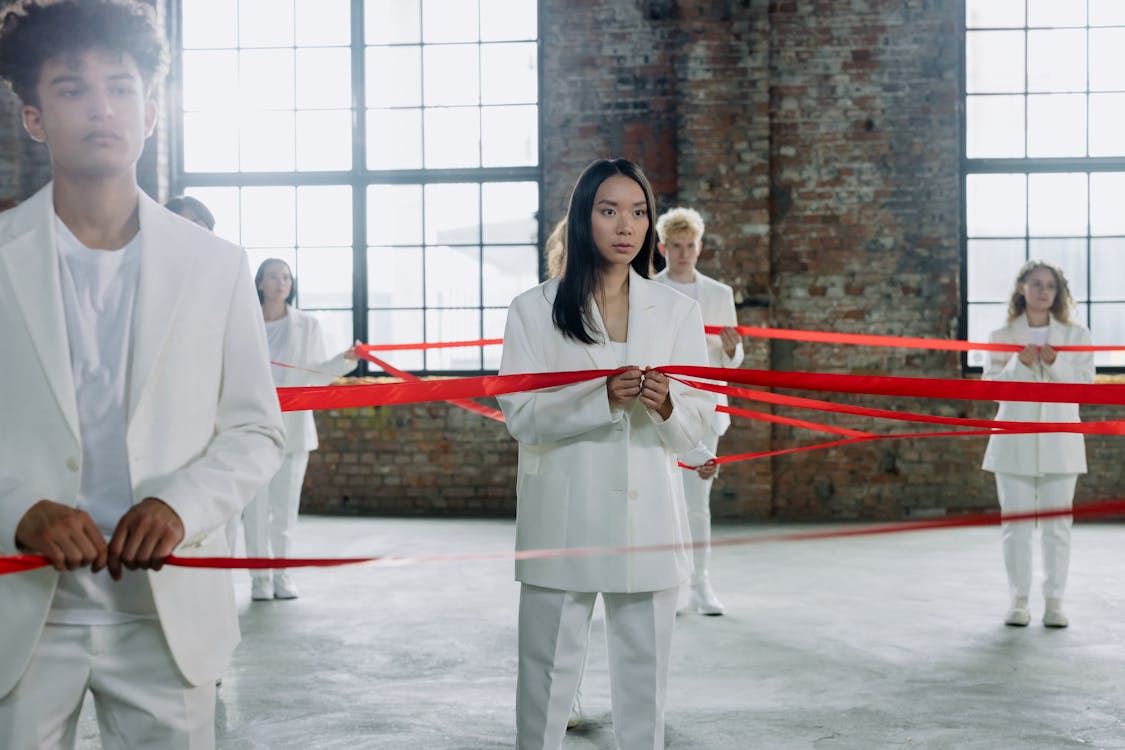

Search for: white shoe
xmin=566 ymin=696 xmax=582 ymax=730
xmin=274 ymin=573 xmax=299 ymax=600
xmin=1043 ymin=598 xmax=1069 ymax=628
xmin=251 ymin=576 xmax=273 ymax=601
xmin=690 ymin=577 xmax=725 ymax=616
xmin=1004 ymin=596 xmax=1030 ymax=627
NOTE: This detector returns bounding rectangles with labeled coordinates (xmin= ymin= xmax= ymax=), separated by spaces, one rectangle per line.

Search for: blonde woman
xmin=982 ymin=260 xmax=1093 ymax=628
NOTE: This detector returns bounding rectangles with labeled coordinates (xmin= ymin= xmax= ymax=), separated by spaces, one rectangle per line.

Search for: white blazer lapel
xmin=127 ymin=194 xmax=193 ymax=425
xmin=625 ymin=268 xmax=659 ymax=367
xmin=0 ymin=190 xmax=80 ymax=439
xmin=583 ymin=296 xmax=622 ymax=371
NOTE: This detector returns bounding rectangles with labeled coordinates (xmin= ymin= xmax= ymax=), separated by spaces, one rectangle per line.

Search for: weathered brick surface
xmin=2 ymin=0 xmax=1121 ymax=521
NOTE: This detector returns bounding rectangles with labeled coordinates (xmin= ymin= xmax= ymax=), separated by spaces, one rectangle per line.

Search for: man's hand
xmin=720 ymin=326 xmax=740 ymax=359
xmin=15 ymin=499 xmax=107 ymax=572
xmin=640 ymin=368 xmax=673 ymax=419
xmin=106 ymin=497 xmax=185 ymax=581
xmin=607 ymin=367 xmax=643 ymax=408
xmin=696 ymin=459 xmax=719 ymax=480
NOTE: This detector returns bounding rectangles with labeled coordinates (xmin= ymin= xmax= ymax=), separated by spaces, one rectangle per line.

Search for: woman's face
xmin=1020 ymin=266 xmax=1058 ymax=316
xmin=590 ymin=174 xmax=649 ymax=269
xmin=258 ymin=262 xmax=292 ymax=304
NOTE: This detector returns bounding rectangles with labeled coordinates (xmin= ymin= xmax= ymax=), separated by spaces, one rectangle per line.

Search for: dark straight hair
xmin=552 ymin=158 xmax=656 ymax=344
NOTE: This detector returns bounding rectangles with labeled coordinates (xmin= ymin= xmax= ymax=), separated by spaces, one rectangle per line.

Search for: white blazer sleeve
xmin=296 ymin=312 xmax=354 ymax=387
xmin=1045 ymin=326 xmax=1093 ymax=384
xmin=983 ymin=329 xmax=1035 ymax=383
xmin=142 ymin=258 xmax=285 ymax=546
xmin=497 ymin=295 xmax=620 ymax=446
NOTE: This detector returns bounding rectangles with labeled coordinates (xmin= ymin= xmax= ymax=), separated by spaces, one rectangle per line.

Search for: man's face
xmin=21 ymin=48 xmax=155 ymax=181
xmin=658 ymin=231 xmax=702 ymax=276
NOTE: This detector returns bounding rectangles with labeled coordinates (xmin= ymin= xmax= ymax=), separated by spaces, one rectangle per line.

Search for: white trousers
xmin=995 ymin=472 xmax=1077 ymax=601
xmin=682 ymin=431 xmax=720 ymax=581
xmin=517 ymin=584 xmax=678 ymax=750
xmin=0 ymin=621 xmax=215 ymax=750
xmin=243 ymin=450 xmax=309 ymax=578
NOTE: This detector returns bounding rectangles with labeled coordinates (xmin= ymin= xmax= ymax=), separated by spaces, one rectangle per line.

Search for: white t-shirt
xmin=48 ymin=216 xmax=157 ymax=625
xmin=1028 ymin=324 xmax=1049 ymax=347
xmin=265 ymin=314 xmax=291 ymax=385
xmin=661 ymin=276 xmax=698 ymax=301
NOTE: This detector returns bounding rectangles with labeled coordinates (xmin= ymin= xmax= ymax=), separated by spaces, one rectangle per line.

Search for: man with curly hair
xmin=0 ymin=1 xmax=285 ymax=747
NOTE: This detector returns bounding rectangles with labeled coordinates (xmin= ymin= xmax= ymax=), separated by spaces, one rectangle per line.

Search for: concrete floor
xmin=72 ymin=515 xmax=1125 ymax=749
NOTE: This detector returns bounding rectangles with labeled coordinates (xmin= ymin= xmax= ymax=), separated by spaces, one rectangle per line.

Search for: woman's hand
xmin=1017 ymin=344 xmax=1039 ymax=367
xmin=607 ymin=367 xmax=643 ymax=407
xmin=344 ymin=339 xmax=361 ymax=363
xmin=640 ymin=368 xmax=673 ymax=419
xmin=1040 ymin=343 xmax=1057 ymax=365
xmin=697 ymin=459 xmax=719 ymax=480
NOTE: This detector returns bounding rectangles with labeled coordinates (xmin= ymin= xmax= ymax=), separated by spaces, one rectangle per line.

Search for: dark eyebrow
xmin=47 ymin=74 xmax=84 ymax=87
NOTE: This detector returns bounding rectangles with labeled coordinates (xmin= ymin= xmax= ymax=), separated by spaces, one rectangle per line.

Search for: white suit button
xmin=65 ymin=456 xmax=79 ymax=473
xmin=628 ymin=489 xmax=638 ymax=500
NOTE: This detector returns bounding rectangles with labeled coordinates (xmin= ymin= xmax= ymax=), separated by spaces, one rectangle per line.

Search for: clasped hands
xmin=1017 ymin=343 xmax=1057 ymax=367
xmin=15 ymin=497 xmax=186 ymax=579
xmin=607 ymin=366 xmax=673 ymax=420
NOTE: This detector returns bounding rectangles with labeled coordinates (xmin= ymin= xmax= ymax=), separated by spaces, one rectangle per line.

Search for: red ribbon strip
xmin=356 ymin=339 xmax=502 ymax=353
xmin=357 ymin=350 xmax=505 ymax=422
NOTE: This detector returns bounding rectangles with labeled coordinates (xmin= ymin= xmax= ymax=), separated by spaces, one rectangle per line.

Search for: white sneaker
xmin=1004 ymin=596 xmax=1031 ymax=627
xmin=690 ymin=577 xmax=725 ymax=616
xmin=274 ymin=573 xmax=299 ymax=600
xmin=1043 ymin=598 xmax=1069 ymax=628
xmin=566 ymin=696 xmax=582 ymax=730
xmin=251 ymin=576 xmax=273 ymax=601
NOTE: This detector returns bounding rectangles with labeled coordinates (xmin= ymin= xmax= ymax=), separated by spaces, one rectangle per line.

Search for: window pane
xmin=967 ymin=303 xmax=1010 ymax=368
xmin=425 ymin=309 xmax=482 ymax=370
xmin=1027 ymin=93 xmax=1086 ymax=157
xmin=1091 ymin=173 xmax=1125 ymax=235
xmin=966 ymin=173 xmax=1026 ymax=238
xmin=424 ymin=108 xmax=481 ymax=168
xmin=182 ymin=51 xmax=237 ymax=111
xmin=1089 ymin=94 xmax=1125 ymax=157
xmin=304 ymin=310 xmax=354 ymax=362
xmin=1028 ymin=173 xmax=1087 ymax=236
xmin=239 ymin=0 xmax=295 ymax=48
xmin=482 ymin=106 xmax=537 ymax=167
xmin=365 ymin=0 xmax=421 ymax=44
xmin=295 ymin=0 xmax=351 ymax=47
xmin=481 ymin=0 xmax=537 ymax=41
xmin=1029 ymin=238 xmax=1088 ymax=299
xmin=184 ymin=187 xmax=239 ymax=244
xmin=1092 ymin=239 xmax=1125 ymax=301
xmin=239 ymin=111 xmax=296 ymax=172
xmin=297 ymin=185 xmax=352 ymax=247
xmin=966 ymin=31 xmax=1025 ymax=94
xmin=482 ymin=182 xmax=538 ymax=244
xmin=295 ymin=247 xmax=353 ymax=309
xmin=296 ymin=48 xmax=351 ymax=109
xmin=1091 ymin=0 xmax=1125 ymax=26
xmin=296 ymin=110 xmax=352 ymax=171
xmin=1091 ymin=304 xmax=1125 ymax=366
xmin=367 ymin=309 xmax=424 ymax=370
xmin=483 ymin=245 xmax=537 ymax=307
xmin=1028 ymin=30 xmax=1085 ymax=93
xmin=967 ymin=239 xmax=1026 ymax=301
xmin=481 ymin=43 xmax=537 ymax=104
xmin=240 ymin=49 xmax=295 ymax=110
xmin=182 ymin=0 xmax=237 ymax=48
xmin=966 ymin=0 xmax=1024 ymax=28
xmin=426 ymin=246 xmax=481 ymax=307
xmin=965 ymin=95 xmax=1024 ymax=158
xmin=1089 ymin=29 xmax=1125 ymax=91
xmin=367 ymin=109 xmax=423 ymax=169
xmin=182 ymin=113 xmax=239 ymax=173
xmin=482 ymin=308 xmax=507 ymax=369
xmin=368 ymin=246 xmax=424 ymax=307
xmin=241 ymin=187 xmax=296 ymax=247
xmin=423 ymin=45 xmax=480 ymax=106
xmin=1028 ymin=0 xmax=1087 ymax=28
xmin=425 ymin=183 xmax=480 ymax=244
xmin=368 ymin=185 xmax=423 ymax=245
xmin=423 ymin=0 xmax=479 ymax=43
xmin=366 ymin=47 xmax=421 ymax=107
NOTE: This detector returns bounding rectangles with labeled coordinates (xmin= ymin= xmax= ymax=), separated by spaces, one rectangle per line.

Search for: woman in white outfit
xmin=982 ymin=260 xmax=1093 ymax=628
xmin=246 ymin=258 xmax=357 ymax=601
xmin=498 ymin=158 xmax=713 ymax=750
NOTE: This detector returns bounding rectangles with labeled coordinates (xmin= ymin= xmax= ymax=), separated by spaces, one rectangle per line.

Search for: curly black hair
xmin=0 ymin=0 xmax=168 ymax=107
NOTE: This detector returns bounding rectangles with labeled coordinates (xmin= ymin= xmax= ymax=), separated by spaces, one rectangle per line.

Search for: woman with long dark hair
xmin=498 ymin=159 xmax=713 ymax=749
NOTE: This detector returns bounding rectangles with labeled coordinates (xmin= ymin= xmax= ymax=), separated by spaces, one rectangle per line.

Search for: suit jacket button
xmin=628 ymin=489 xmax=638 ymax=500
xmin=65 ymin=456 xmax=79 ymax=473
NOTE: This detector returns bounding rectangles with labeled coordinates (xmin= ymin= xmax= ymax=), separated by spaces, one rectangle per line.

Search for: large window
xmin=963 ymin=0 xmax=1125 ymax=369
xmin=173 ymin=0 xmax=540 ymax=373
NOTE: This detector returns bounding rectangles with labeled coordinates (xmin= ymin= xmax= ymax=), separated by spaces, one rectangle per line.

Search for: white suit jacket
xmin=273 ymin=305 xmax=353 ymax=453
xmin=654 ymin=268 xmax=743 ymax=436
xmin=0 ymin=184 xmax=285 ymax=696
xmin=981 ymin=314 xmax=1093 ymax=477
xmin=497 ymin=270 xmax=714 ymax=592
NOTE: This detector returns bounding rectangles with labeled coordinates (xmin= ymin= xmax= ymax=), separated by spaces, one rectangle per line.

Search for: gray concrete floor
xmin=74 ymin=515 xmax=1125 ymax=749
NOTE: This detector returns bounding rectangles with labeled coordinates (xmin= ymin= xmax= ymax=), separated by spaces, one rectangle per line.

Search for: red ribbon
xmin=357 ymin=350 xmax=505 ymax=422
